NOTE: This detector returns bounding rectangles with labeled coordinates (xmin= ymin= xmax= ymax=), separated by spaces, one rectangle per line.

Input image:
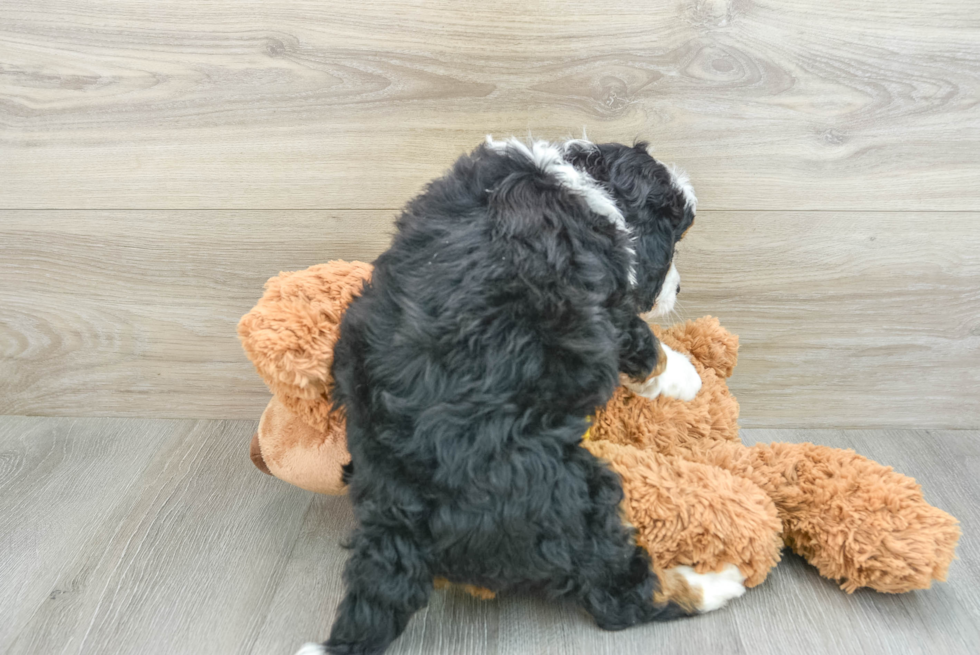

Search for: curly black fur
xmin=325 ymin=140 xmax=695 ymax=654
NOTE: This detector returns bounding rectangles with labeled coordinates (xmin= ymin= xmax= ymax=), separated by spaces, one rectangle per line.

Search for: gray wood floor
xmin=2 ymin=416 xmax=976 ymax=655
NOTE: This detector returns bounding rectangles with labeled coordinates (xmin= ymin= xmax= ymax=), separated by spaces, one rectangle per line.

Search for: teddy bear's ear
xmin=238 ymin=261 xmax=373 ymax=403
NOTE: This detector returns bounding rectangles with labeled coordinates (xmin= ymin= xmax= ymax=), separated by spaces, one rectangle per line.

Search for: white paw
xmin=671 ymin=564 xmax=746 ymax=612
xmin=625 ymin=345 xmax=702 ymax=401
xmin=295 ymin=643 xmax=327 ymax=655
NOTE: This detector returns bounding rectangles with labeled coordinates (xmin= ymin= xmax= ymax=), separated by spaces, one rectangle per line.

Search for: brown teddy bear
xmin=239 ymin=261 xmax=959 ymax=598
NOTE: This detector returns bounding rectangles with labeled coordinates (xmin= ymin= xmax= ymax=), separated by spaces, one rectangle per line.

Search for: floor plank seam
xmin=244 ymin=492 xmax=319 ymax=655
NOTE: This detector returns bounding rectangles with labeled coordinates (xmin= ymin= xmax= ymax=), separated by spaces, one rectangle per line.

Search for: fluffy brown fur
xmin=238 ymin=260 xmax=371 ymax=433
xmin=238 ymin=262 xmax=369 ymax=494
xmin=240 ymin=261 xmax=960 ymax=595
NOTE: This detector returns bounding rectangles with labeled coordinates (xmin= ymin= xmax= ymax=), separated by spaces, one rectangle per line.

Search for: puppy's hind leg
xmin=577 ymin=543 xmax=694 ymax=630
xmin=563 ymin=458 xmax=693 ymax=630
xmin=302 ymin=527 xmax=432 ymax=655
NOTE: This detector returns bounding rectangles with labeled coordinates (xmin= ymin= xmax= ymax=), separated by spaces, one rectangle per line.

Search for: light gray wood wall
xmin=1 ymin=0 xmax=978 ymax=427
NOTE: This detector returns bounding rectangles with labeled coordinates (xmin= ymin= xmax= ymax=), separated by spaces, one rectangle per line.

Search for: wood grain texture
xmin=2 ymin=210 xmax=977 ymax=428
xmin=678 ymin=213 xmax=980 ymax=428
xmin=1 ymin=418 xmax=977 ymax=654
xmin=1 ymin=0 xmax=978 ymax=210
xmin=0 ymin=416 xmax=188 ymax=649
xmin=1 ymin=417 xmax=315 ymax=655
xmin=0 ymin=210 xmax=395 ymax=420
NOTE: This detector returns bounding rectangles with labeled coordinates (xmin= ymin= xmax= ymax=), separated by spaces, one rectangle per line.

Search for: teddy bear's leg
xmin=692 ymin=440 xmax=961 ymax=593
xmin=583 ymin=440 xmax=783 ymax=591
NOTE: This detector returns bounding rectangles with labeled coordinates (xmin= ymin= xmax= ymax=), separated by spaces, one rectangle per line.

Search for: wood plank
xmin=1 ymin=419 xmax=977 ymax=654
xmin=0 ymin=417 xmax=189 ymax=649
xmin=2 ymin=210 xmax=977 ymax=427
xmin=254 ymin=428 xmax=980 ymax=654
xmin=678 ymin=213 xmax=980 ymax=428
xmin=1 ymin=1 xmax=978 ymax=210
xmin=1 ymin=417 xmax=314 ymax=655
xmin=0 ymin=210 xmax=394 ymax=419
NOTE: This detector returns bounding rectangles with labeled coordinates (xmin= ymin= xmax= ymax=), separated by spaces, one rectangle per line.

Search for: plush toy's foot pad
xmin=294 ymin=643 xmax=326 ymax=655
xmin=659 ymin=564 xmax=746 ymax=613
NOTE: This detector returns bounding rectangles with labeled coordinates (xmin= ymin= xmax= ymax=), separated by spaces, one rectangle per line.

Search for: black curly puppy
xmin=299 ymin=138 xmax=726 ymax=655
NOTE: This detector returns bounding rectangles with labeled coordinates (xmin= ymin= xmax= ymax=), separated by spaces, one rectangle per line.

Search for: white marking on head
xmin=294 ymin=643 xmax=327 ymax=655
xmin=668 ymin=165 xmax=697 ymax=213
xmin=485 ymin=136 xmax=637 ymax=286
xmin=642 ymin=262 xmax=680 ymax=319
xmin=644 ymin=145 xmax=697 ymax=213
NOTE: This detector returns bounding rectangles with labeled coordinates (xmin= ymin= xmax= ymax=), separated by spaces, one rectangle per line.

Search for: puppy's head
xmin=565 ymin=141 xmax=696 ymax=318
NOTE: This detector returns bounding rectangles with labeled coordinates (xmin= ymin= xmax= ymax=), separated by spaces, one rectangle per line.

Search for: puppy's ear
xmin=486 ymin=166 xmax=627 ymax=298
xmin=487 ymin=170 xmax=578 ymax=277
xmin=664 ymin=163 xmax=697 ymax=238
xmin=629 ymin=231 xmax=672 ymax=313
xmin=599 ymin=142 xmax=694 ymax=239
xmin=667 ymin=199 xmax=694 ymax=242
xmin=563 ymin=140 xmax=610 ymax=185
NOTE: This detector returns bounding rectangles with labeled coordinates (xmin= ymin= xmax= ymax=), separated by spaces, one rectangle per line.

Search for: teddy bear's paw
xmin=294 ymin=643 xmax=327 ymax=655
xmin=667 ymin=564 xmax=747 ymax=612
xmin=626 ymin=345 xmax=702 ymax=402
